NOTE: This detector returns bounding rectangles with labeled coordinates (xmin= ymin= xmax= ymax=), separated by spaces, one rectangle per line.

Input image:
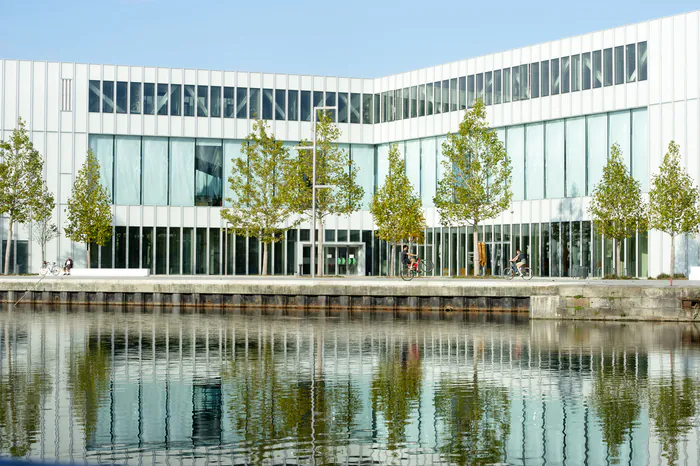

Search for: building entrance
xmin=299 ymin=243 xmax=366 ymax=276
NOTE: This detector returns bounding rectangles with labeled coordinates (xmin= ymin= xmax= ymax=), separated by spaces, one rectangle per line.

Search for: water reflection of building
xmin=1 ymin=309 xmax=699 ymax=465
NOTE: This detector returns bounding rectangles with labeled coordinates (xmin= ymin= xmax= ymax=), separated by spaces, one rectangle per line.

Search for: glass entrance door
xmin=320 ymin=245 xmax=364 ymax=276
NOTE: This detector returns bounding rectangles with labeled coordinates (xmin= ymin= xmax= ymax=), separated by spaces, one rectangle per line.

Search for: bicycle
xmin=39 ymin=261 xmax=61 ymax=277
xmin=504 ymin=263 xmax=533 ymax=280
xmin=400 ymin=257 xmax=430 ymax=281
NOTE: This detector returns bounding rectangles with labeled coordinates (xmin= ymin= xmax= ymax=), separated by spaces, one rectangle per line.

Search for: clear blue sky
xmin=1 ymin=1 xmax=697 ymax=78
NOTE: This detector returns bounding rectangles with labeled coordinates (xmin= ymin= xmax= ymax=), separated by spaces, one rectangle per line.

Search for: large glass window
xmin=325 ymin=91 xmax=336 ymax=121
xmin=116 ymin=82 xmax=127 ymax=113
xmin=362 ymin=93 xmax=372 ymax=123
xmin=184 ymin=85 xmax=195 ymax=116
xmin=141 ymin=227 xmax=153 ymax=272
xmin=566 ymin=117 xmax=586 ymax=197
xmin=262 ymin=88 xmax=273 ymax=120
xmin=197 ymin=86 xmax=209 ymax=117
xmin=638 ymin=41 xmax=648 ymax=81
xmin=494 ymin=70 xmax=502 ymax=104
xmin=587 ymin=114 xmax=607 ymax=194
xmin=350 ymin=93 xmax=360 ymax=123
xmin=530 ymin=64 xmax=539 ymax=99
xmin=503 ymin=68 xmax=511 ymax=103
xmin=569 ymin=55 xmax=580 ymax=92
xmin=142 ymin=137 xmax=169 ymax=205
xmin=526 ymin=123 xmax=544 ymax=200
xmin=626 ymin=43 xmax=636 ymax=82
xmin=170 ymin=138 xmax=195 ymax=206
xmin=89 ymin=80 xmax=101 ymax=112
xmin=115 ymin=227 xmax=127 ymax=269
xmin=603 ymin=48 xmax=613 ymax=86
xmin=195 ymin=139 xmax=223 ymax=206
xmin=512 ymin=66 xmax=520 ymax=101
xmin=351 ymin=145 xmax=374 ymax=208
xmin=476 ymin=73 xmax=484 ymax=103
xmin=288 ymin=90 xmax=299 ymax=121
xmin=632 ymin=108 xmax=648 ymax=191
xmin=338 ymin=92 xmax=348 ymax=123
xmin=157 ymin=84 xmax=168 ymax=115
xmin=170 ymin=84 xmax=181 ymax=116
xmin=403 ymin=88 xmax=409 ymax=119
xmin=593 ymin=50 xmax=603 ymax=88
xmin=210 ymin=87 xmax=221 ymax=118
xmin=102 ymin=81 xmax=114 ymax=113
xmin=442 ymin=79 xmax=450 ymax=113
xmin=374 ymin=93 xmax=380 ymax=122
xmin=394 ymin=89 xmax=402 ymax=121
xmin=301 ymin=90 xmax=311 ymax=121
xmin=485 ymin=71 xmax=493 ymax=104
xmin=609 ymin=110 xmax=631 ymax=167
xmin=520 ymin=64 xmax=529 ymax=100
xmin=129 ymin=82 xmax=141 ymax=114
xmin=209 ymin=228 xmax=220 ymax=275
xmin=381 ymin=91 xmax=387 ymax=122
xmin=182 ymin=228 xmax=193 ymax=274
xmin=410 ymin=87 xmax=417 ymax=118
xmin=450 ymin=78 xmax=457 ymax=111
xmin=89 ymin=134 xmax=114 ymax=201
xmin=551 ymin=58 xmax=560 ymax=95
xmin=196 ymin=228 xmax=207 ymax=274
xmin=169 ymin=228 xmax=180 ymax=274
xmin=114 ymin=136 xmax=141 ymax=205
xmin=561 ymin=57 xmax=570 ymax=93
xmin=236 ymin=87 xmax=248 ymax=118
xmin=249 ymin=88 xmax=260 ymax=119
xmin=144 ymin=83 xmax=155 ymax=115
xmin=541 ymin=61 xmax=550 ymax=97
xmin=405 ymin=139 xmax=420 ymax=195
xmin=275 ymin=89 xmax=286 ymax=120
xmin=418 ymin=85 xmax=426 ymax=116
xmin=223 ymin=87 xmax=234 ymax=118
xmin=459 ymin=76 xmax=466 ymax=109
xmin=421 ymin=137 xmax=436 ymax=206
xmin=545 ymin=121 xmax=565 ymax=199
xmin=427 ymin=82 xmax=434 ymax=115
xmin=615 ymin=45 xmax=625 ymax=85
xmin=582 ymin=52 xmax=592 ymax=90
xmin=506 ymin=126 xmax=525 ymax=200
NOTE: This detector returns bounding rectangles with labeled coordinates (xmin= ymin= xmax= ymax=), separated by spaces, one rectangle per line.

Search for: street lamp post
xmin=293 ymin=106 xmax=336 ymax=278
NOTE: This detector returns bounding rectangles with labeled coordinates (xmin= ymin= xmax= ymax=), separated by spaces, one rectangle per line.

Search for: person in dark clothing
xmin=509 ymin=249 xmax=527 ymax=275
xmin=63 ymin=257 xmax=74 ymax=275
xmin=401 ymin=245 xmax=417 ymax=271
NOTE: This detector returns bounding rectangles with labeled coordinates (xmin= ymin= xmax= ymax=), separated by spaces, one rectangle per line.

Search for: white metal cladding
xmin=0 ymin=11 xmax=699 ymax=277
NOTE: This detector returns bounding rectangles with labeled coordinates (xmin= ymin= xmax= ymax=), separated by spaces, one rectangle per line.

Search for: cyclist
xmin=401 ymin=245 xmax=417 ymax=271
xmin=509 ymin=249 xmax=527 ymax=276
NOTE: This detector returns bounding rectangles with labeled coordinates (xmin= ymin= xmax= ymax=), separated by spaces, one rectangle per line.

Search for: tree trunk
xmin=473 ymin=224 xmax=480 ymax=277
xmin=262 ymin=242 xmax=268 ymax=276
xmin=41 ymin=242 xmax=46 ymax=264
xmin=670 ymin=234 xmax=675 ymax=287
xmin=4 ymin=222 xmax=13 ymax=275
xmin=615 ymin=239 xmax=622 ymax=277
xmin=317 ymin=219 xmax=324 ymax=276
xmin=390 ymin=243 xmax=395 ymax=277
xmin=87 ymin=243 xmax=91 ymax=269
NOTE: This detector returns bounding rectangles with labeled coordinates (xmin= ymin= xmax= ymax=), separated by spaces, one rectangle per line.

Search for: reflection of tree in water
xmin=590 ymin=361 xmax=642 ymax=463
xmin=371 ymin=344 xmax=422 ymax=451
xmin=67 ymin=336 xmax=111 ymax=442
xmin=433 ymin=366 xmax=510 ymax=466
xmin=649 ymin=373 xmax=697 ymax=465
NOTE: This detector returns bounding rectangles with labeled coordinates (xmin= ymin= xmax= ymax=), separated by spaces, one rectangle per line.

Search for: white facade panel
xmin=3 ymin=60 xmax=17 ymax=130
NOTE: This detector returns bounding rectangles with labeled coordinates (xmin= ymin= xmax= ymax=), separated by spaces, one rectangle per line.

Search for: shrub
xmin=657 ymin=273 xmax=671 ymax=279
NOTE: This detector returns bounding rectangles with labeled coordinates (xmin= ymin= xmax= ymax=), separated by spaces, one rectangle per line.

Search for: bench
xmin=70 ymin=268 xmax=151 ymax=278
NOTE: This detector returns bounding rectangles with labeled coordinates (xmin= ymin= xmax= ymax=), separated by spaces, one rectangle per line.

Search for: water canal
xmin=0 ymin=307 xmax=699 ymax=465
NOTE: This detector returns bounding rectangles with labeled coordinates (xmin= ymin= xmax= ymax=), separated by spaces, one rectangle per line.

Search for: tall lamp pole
xmin=293 ymin=106 xmax=336 ymax=278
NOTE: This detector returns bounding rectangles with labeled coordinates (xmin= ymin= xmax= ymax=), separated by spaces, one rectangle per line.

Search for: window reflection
xmin=503 ymin=69 xmax=511 ymax=102
xmin=184 ymin=85 xmax=195 ymax=116
xmin=638 ymin=41 xmax=648 ymax=81
xmin=458 ymin=76 xmax=466 ymax=109
xmin=530 ymin=65 xmax=539 ymax=99
xmin=603 ymin=48 xmax=613 ymax=87
xmin=195 ymin=139 xmax=223 ymax=207
xmin=614 ymin=46 xmax=624 ymax=85
xmin=236 ymin=88 xmax=248 ymax=119
xmin=262 ymin=88 xmax=273 ymax=120
xmin=197 ymin=86 xmax=209 ymax=117
xmin=582 ymin=53 xmax=592 ymax=90
xmin=418 ymin=85 xmax=425 ymax=117
xmin=249 ymin=88 xmax=260 ymax=119
xmin=170 ymin=84 xmax=181 ymax=116
xmin=157 ymin=84 xmax=168 ymax=115
xmin=485 ymin=72 xmax=493 ymax=105
xmin=593 ymin=51 xmax=602 ymax=88
xmin=129 ymin=82 xmax=141 ymax=114
xmin=362 ymin=93 xmax=372 ymax=123
xmin=102 ymin=81 xmax=114 ymax=113
xmin=494 ymin=70 xmax=502 ymax=104
xmin=571 ymin=55 xmax=581 ymax=91
xmin=288 ymin=90 xmax=298 ymax=121
xmin=300 ymin=90 xmax=310 ymax=121
xmin=427 ymin=82 xmax=434 ymax=115
xmin=223 ymin=87 xmax=234 ymax=118
xmin=350 ymin=93 xmax=360 ymax=123
xmin=561 ymin=57 xmax=570 ymax=93
xmin=338 ymin=92 xmax=348 ymax=123
xmin=210 ymin=87 xmax=221 ymax=118
xmin=89 ymin=80 xmax=100 ymax=112
xmin=116 ymin=82 xmax=127 ymax=114
xmin=144 ymin=83 xmax=155 ymax=115
xmin=626 ymin=43 xmax=636 ymax=82
xmin=551 ymin=59 xmax=560 ymax=95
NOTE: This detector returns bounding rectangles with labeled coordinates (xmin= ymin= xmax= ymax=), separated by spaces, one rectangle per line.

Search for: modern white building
xmin=1 ymin=10 xmax=698 ymax=277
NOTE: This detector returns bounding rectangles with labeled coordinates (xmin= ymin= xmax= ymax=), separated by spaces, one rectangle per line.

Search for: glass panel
xmin=338 ymin=92 xmax=348 ymax=123
xmin=223 ymin=87 xmax=234 ymax=118
xmin=89 ymin=80 xmax=101 ymax=112
xmin=142 ymin=137 xmax=169 ymax=206
xmin=427 ymin=82 xmax=434 ymax=115
xmin=531 ymin=223 xmax=540 ymax=277
xmin=476 ymin=73 xmax=484 ymax=103
xmin=520 ymin=65 xmax=529 ymax=100
xmin=494 ymin=70 xmax=502 ymax=104
xmin=394 ymin=89 xmax=402 ymax=121
xmin=410 ymin=87 xmax=417 ymax=118
xmin=210 ymin=87 xmax=221 ymax=118
xmin=530 ymin=64 xmax=539 ymax=99
xmin=89 ymin=134 xmax=114 ymax=202
xmin=101 ymin=236 xmax=113 ymax=269
xmin=545 ymin=120 xmax=565 ymax=199
xmin=195 ymin=228 xmax=207 ymax=274
xmin=587 ymin=114 xmax=608 ymax=195
xmin=526 ymin=123 xmax=544 ymax=200
xmin=248 ymin=237 xmax=259 ymax=275
xmin=197 ymin=86 xmax=209 ymax=117
xmin=418 ymin=85 xmax=426 ymax=117
xmin=235 ymin=234 xmax=245 ymax=275
xmin=540 ymin=61 xmax=549 ymax=97
xmin=632 ymin=108 xmax=649 ymax=191
xmin=249 ymin=88 xmax=260 ymax=119
xmin=116 ymin=82 xmax=127 ymax=113
xmin=512 ymin=66 xmax=520 ymax=101
xmin=325 ymin=91 xmax=336 ymax=121
xmin=182 ymin=228 xmax=193 ymax=275
xmin=168 ymin=228 xmax=180 ymax=274
xmin=506 ymin=126 xmax=525 ymax=200
xmin=485 ymin=72 xmax=493 ymax=105
xmin=449 ymin=78 xmax=457 ymax=111
xmin=115 ymin=226 xmax=127 ymax=269
xmin=638 ymin=229 xmax=648 ymax=277
xmin=195 ymin=139 xmax=223 ymax=206
xmin=209 ymin=228 xmax=220 ymax=275
xmin=143 ymin=83 xmax=155 ymax=115
xmin=565 ymin=117 xmax=586 ymax=198
xmin=376 ymin=144 xmax=390 ymax=186
xmin=459 ymin=76 xmax=466 ymax=109
xmin=380 ymin=91 xmax=387 ymax=122
xmin=405 ymin=139 xmax=420 ymax=196
xmin=551 ymin=223 xmax=560 ymax=277
xmin=638 ymin=41 xmax=648 ymax=81
xmin=288 ymin=90 xmax=298 ymax=121
xmin=582 ymin=52 xmax=592 ymax=90
xmin=362 ymin=93 xmax=372 ymax=124
xmin=350 ymin=93 xmax=360 ymax=123
xmin=156 ymin=83 xmax=168 ymax=115
xmin=551 ymin=59 xmax=560 ymax=95
xmin=170 ymin=84 xmax=181 ymax=116
xmin=275 ymin=89 xmax=286 ymax=120
xmin=561 ymin=57 xmax=570 ymax=93
xmin=434 ymin=82 xmax=441 ymax=114
xmin=582 ymin=221 xmax=591 ymax=277
xmin=562 ymin=222 xmax=571 ymax=277
xmin=114 ymin=136 xmax=141 ymax=205
xmin=129 ymin=82 xmax=141 ymax=114
xmin=300 ymin=90 xmax=311 ymax=121
xmin=615 ymin=45 xmax=625 ymax=85
xmin=374 ymin=93 xmax=380 ymax=123
xmin=236 ymin=87 xmax=248 ymax=119
xmin=609 ymin=110 xmax=631 ymax=167
xmin=154 ymin=227 xmax=166 ymax=274
xmin=421 ymin=137 xmax=436 ymax=207
xmin=593 ymin=50 xmax=602 ymax=88
xmin=325 ymin=229 xmax=336 ymax=242
xmin=604 ymin=48 xmax=613 ymax=86
xmin=403 ymin=88 xmax=409 ymax=119
xmin=286 ymin=230 xmax=297 ymax=275
xmin=184 ymin=85 xmax=195 ymax=116
xmin=170 ymin=138 xmax=195 ymax=206
xmin=626 ymin=43 xmax=637 ymax=82
xmin=442 ymin=79 xmax=450 ymax=113
xmin=571 ymin=55 xmax=581 ymax=92
xmin=351 ymin=145 xmax=374 ymax=209
xmin=541 ymin=223 xmax=550 ymax=277
xmin=141 ymin=227 xmax=153 ymax=272
xmin=262 ymin=88 xmax=273 ymax=120
xmin=467 ymin=76 xmax=474 ymax=108
xmin=102 ymin=81 xmax=114 ymax=113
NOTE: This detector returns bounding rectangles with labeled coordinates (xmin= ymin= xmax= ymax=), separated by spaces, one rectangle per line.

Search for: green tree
xmin=0 ymin=118 xmax=51 ymax=274
xmin=286 ymin=112 xmax=364 ymax=275
xmin=68 ymin=337 xmax=111 ymax=441
xmin=64 ymin=149 xmax=113 ymax=268
xmin=28 ymin=189 xmax=58 ymax=263
xmin=434 ymin=100 xmax=512 ymax=276
xmin=649 ymin=373 xmax=697 ymax=464
xmin=648 ymin=141 xmax=700 ymax=285
xmin=370 ymin=144 xmax=426 ymax=276
xmin=588 ymin=143 xmax=647 ymax=277
xmin=221 ymin=120 xmax=298 ymax=275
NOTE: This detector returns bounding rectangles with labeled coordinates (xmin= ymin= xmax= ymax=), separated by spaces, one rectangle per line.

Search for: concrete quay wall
xmin=0 ymin=277 xmax=698 ymax=321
